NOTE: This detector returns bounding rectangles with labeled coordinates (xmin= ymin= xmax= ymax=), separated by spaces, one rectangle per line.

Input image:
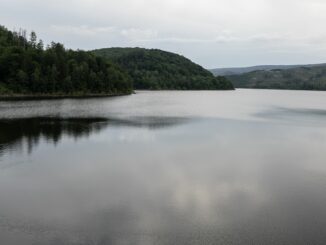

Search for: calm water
xmin=1 ymin=89 xmax=326 ymax=245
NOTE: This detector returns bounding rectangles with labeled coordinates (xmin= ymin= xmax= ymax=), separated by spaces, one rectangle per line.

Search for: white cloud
xmin=120 ymin=28 xmax=158 ymax=41
xmin=51 ymin=25 xmax=117 ymax=37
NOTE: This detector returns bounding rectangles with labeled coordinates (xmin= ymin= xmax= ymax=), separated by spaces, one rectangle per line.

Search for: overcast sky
xmin=1 ymin=0 xmax=326 ymax=68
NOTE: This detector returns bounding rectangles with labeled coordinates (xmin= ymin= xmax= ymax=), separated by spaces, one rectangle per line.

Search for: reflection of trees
xmin=0 ymin=116 xmax=189 ymax=157
xmin=109 ymin=117 xmax=189 ymax=129
xmin=0 ymin=117 xmax=109 ymax=156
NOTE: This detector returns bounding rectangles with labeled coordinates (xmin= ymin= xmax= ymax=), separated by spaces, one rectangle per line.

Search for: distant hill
xmin=92 ymin=48 xmax=234 ymax=90
xmin=227 ymin=65 xmax=326 ymax=90
xmin=210 ymin=64 xmax=326 ymax=76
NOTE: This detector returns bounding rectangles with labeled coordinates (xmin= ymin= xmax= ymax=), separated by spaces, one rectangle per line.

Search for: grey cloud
xmin=1 ymin=0 xmax=326 ymax=67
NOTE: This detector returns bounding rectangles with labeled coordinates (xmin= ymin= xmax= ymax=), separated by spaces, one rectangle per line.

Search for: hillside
xmin=227 ymin=65 xmax=326 ymax=90
xmin=0 ymin=25 xmax=133 ymax=97
xmin=210 ymin=64 xmax=326 ymax=76
xmin=92 ymin=48 xmax=234 ymax=90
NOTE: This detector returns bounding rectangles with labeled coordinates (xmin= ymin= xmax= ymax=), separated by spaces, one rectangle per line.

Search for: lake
xmin=1 ymin=89 xmax=326 ymax=245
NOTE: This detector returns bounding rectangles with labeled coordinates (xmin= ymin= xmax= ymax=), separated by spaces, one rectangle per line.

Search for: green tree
xmin=29 ymin=31 xmax=37 ymax=48
xmin=36 ymin=39 xmax=44 ymax=51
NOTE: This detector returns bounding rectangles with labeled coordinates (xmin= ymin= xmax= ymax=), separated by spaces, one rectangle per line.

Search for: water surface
xmin=1 ymin=89 xmax=326 ymax=245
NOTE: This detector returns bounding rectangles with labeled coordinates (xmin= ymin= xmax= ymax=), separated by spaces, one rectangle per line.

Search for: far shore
xmin=0 ymin=92 xmax=133 ymax=101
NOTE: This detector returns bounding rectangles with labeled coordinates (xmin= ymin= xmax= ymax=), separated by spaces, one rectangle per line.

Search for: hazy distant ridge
xmin=210 ymin=63 xmax=326 ymax=76
xmin=226 ymin=64 xmax=326 ymax=90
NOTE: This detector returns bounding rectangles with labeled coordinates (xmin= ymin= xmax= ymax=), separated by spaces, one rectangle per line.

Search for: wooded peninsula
xmin=0 ymin=25 xmax=234 ymax=98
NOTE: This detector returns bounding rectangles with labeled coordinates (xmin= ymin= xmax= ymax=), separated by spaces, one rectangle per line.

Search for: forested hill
xmin=92 ymin=48 xmax=234 ymax=90
xmin=0 ymin=25 xmax=132 ymax=97
xmin=227 ymin=65 xmax=326 ymax=90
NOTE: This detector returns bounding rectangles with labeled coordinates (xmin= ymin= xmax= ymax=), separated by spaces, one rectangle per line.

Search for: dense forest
xmin=0 ymin=26 xmax=133 ymax=96
xmin=92 ymin=48 xmax=234 ymax=90
xmin=227 ymin=65 xmax=326 ymax=90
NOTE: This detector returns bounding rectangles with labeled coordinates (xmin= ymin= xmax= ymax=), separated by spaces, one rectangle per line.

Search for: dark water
xmin=1 ymin=90 xmax=326 ymax=245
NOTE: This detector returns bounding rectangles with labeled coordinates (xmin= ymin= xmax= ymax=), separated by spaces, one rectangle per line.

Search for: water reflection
xmin=2 ymin=91 xmax=326 ymax=245
xmin=0 ymin=117 xmax=189 ymax=158
xmin=255 ymin=106 xmax=326 ymax=124
xmin=0 ymin=118 xmax=108 ymax=157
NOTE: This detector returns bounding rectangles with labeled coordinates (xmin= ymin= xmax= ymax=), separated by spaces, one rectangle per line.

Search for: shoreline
xmin=0 ymin=92 xmax=133 ymax=101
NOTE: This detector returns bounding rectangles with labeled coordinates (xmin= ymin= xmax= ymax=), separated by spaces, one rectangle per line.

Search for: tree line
xmin=0 ymin=26 xmax=132 ymax=96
